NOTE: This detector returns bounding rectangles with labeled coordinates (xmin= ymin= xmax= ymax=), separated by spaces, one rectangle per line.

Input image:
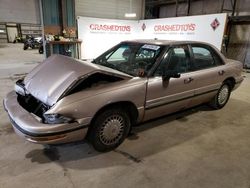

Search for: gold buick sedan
xmin=4 ymin=40 xmax=244 ymax=151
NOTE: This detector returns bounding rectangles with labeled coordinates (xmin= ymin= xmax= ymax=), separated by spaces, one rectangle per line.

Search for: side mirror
xmin=162 ymin=70 xmax=181 ymax=81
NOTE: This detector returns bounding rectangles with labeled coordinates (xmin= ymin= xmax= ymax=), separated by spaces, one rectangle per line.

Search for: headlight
xmin=43 ymin=114 xmax=73 ymax=124
xmin=15 ymin=79 xmax=26 ymax=96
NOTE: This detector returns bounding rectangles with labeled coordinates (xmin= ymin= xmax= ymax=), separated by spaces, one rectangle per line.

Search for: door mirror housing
xmin=162 ymin=70 xmax=181 ymax=81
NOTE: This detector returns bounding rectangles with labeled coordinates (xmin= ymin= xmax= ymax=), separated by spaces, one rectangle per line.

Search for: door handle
xmin=218 ymin=70 xmax=225 ymax=75
xmin=184 ymin=77 xmax=194 ymax=84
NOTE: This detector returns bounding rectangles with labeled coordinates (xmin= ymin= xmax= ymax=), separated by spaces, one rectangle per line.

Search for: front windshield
xmin=93 ymin=42 xmax=165 ymax=76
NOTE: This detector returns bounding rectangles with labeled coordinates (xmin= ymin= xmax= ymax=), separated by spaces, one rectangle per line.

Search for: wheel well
xmin=223 ymin=77 xmax=235 ymax=90
xmin=90 ymin=101 xmax=139 ymax=127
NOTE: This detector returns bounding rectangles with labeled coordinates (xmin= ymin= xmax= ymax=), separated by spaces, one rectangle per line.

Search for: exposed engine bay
xmin=15 ymin=72 xmax=123 ymax=122
xmin=64 ymin=73 xmax=124 ymax=96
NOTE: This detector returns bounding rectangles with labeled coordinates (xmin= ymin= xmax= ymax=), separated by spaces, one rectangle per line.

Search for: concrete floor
xmin=0 ymin=43 xmax=250 ymax=188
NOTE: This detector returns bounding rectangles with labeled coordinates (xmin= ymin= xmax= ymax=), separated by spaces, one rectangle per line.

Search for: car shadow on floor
xmin=24 ymin=98 xmax=250 ymax=170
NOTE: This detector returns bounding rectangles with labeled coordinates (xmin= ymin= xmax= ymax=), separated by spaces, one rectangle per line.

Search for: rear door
xmin=187 ymin=44 xmax=227 ymax=106
xmin=144 ymin=45 xmax=196 ymax=121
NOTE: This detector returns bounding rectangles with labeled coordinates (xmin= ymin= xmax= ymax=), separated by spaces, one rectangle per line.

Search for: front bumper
xmin=3 ymin=91 xmax=88 ymax=144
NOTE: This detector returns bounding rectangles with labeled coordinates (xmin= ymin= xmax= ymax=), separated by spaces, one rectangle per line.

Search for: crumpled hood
xmin=24 ymin=55 xmax=131 ymax=106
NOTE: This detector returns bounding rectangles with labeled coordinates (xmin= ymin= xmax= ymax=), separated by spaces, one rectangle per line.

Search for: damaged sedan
xmin=4 ymin=40 xmax=244 ymax=151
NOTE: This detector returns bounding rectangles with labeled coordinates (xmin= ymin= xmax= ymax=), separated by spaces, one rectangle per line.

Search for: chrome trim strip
xmin=146 ymin=90 xmax=193 ymax=109
xmin=146 ymin=88 xmax=218 ymax=110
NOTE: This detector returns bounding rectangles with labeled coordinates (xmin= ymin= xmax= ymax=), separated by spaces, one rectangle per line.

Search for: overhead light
xmin=125 ymin=0 xmax=136 ymax=18
xmin=125 ymin=13 xmax=136 ymax=18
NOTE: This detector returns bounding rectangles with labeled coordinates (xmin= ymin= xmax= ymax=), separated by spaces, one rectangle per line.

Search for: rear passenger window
xmin=192 ymin=46 xmax=216 ymax=70
xmin=210 ymin=49 xmax=224 ymax=66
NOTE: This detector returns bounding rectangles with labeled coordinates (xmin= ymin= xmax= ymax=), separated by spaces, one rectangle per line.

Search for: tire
xmin=88 ymin=108 xmax=131 ymax=152
xmin=210 ymin=82 xmax=231 ymax=109
xmin=23 ymin=45 xmax=28 ymax=50
xmin=38 ymin=46 xmax=43 ymax=54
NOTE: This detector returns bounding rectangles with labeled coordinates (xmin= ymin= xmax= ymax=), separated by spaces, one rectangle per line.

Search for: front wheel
xmin=210 ymin=82 xmax=231 ymax=109
xmin=38 ymin=46 xmax=43 ymax=54
xmin=88 ymin=108 xmax=131 ymax=152
xmin=23 ymin=45 xmax=28 ymax=50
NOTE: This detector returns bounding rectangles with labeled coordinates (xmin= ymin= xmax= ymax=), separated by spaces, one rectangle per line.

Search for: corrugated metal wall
xmin=0 ymin=0 xmax=40 ymax=24
xmin=42 ymin=0 xmax=61 ymax=25
xmin=65 ymin=0 xmax=75 ymax=27
xmin=21 ymin=23 xmax=42 ymax=38
xmin=75 ymin=0 xmax=144 ymax=20
xmin=158 ymin=0 xmax=250 ymax=18
xmin=156 ymin=0 xmax=250 ymax=67
xmin=0 ymin=23 xmax=7 ymax=43
xmin=226 ymin=24 xmax=250 ymax=68
xmin=236 ymin=0 xmax=250 ymax=16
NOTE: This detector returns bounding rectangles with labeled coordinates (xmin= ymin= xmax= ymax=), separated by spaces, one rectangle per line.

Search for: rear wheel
xmin=89 ymin=108 xmax=131 ymax=152
xmin=210 ymin=82 xmax=231 ymax=109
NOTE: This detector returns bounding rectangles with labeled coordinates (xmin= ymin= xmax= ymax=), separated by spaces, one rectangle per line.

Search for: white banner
xmin=77 ymin=17 xmax=139 ymax=59
xmin=77 ymin=13 xmax=227 ymax=59
xmin=138 ymin=14 xmax=227 ymax=49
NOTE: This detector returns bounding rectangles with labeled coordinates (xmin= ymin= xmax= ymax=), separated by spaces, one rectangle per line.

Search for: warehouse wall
xmin=75 ymin=0 xmax=144 ymax=20
xmin=236 ymin=0 xmax=250 ymax=16
xmin=0 ymin=0 xmax=40 ymax=24
xmin=226 ymin=25 xmax=250 ymax=68
xmin=158 ymin=0 xmax=250 ymax=18
xmin=0 ymin=23 xmax=7 ymax=43
xmin=156 ymin=0 xmax=250 ymax=67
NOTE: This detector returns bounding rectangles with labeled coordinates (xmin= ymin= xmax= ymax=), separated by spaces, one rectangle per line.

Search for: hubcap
xmin=218 ymin=85 xmax=229 ymax=105
xmin=99 ymin=115 xmax=124 ymax=145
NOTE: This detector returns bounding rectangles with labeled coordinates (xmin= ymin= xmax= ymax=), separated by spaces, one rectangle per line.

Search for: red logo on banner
xmin=141 ymin=23 xmax=146 ymax=31
xmin=154 ymin=24 xmax=196 ymax=32
xmin=89 ymin=24 xmax=131 ymax=32
xmin=210 ymin=18 xmax=220 ymax=31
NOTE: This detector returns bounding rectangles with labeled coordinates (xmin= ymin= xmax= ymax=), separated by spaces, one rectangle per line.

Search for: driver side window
xmin=154 ymin=46 xmax=191 ymax=76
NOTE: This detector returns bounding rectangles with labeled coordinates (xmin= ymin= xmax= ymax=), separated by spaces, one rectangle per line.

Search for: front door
xmin=144 ymin=45 xmax=196 ymax=121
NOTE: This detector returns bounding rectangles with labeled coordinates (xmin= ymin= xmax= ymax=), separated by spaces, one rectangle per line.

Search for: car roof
xmin=122 ymin=39 xmax=226 ymax=61
xmin=122 ymin=39 xmax=212 ymax=46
